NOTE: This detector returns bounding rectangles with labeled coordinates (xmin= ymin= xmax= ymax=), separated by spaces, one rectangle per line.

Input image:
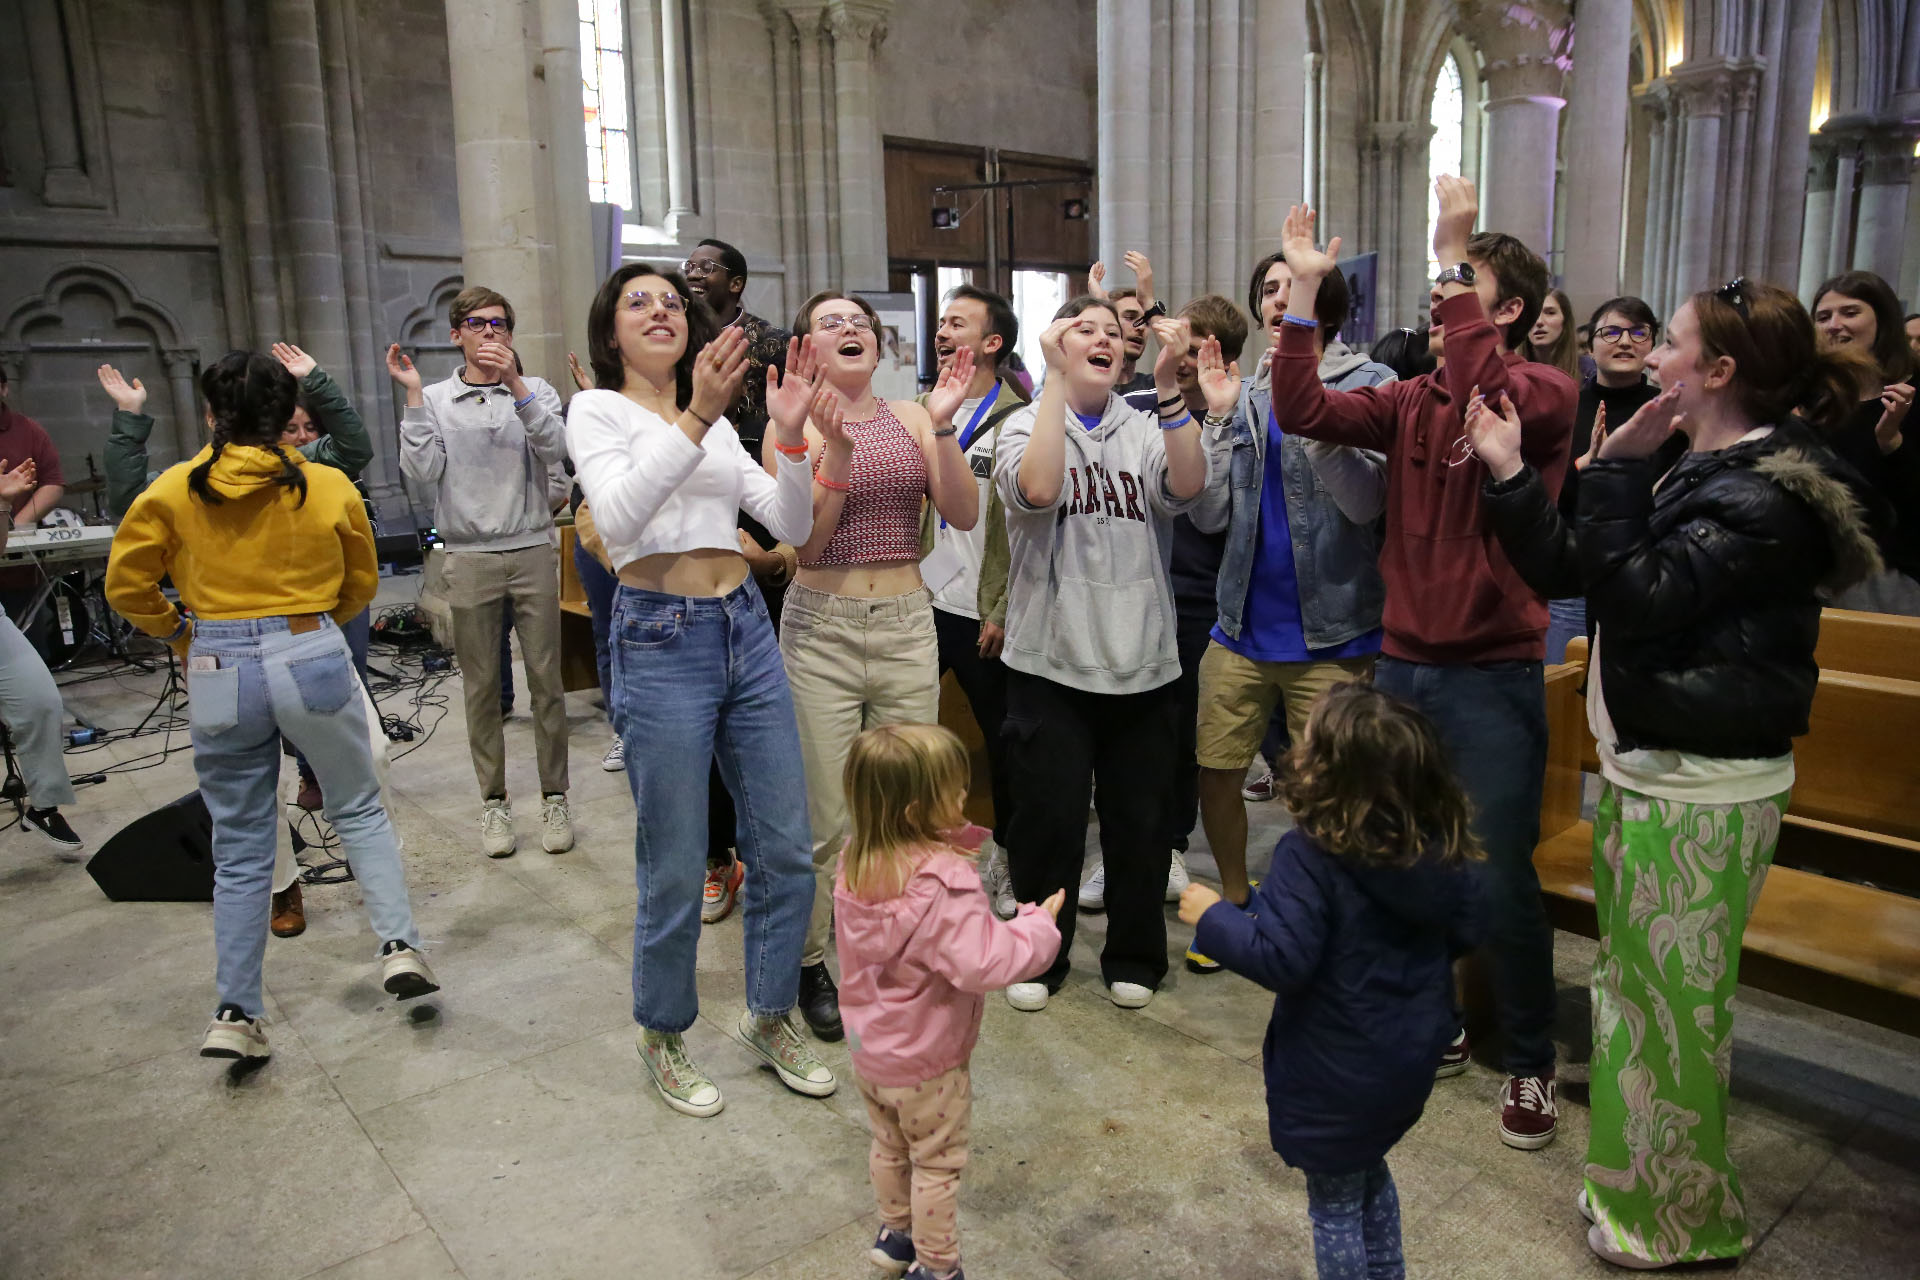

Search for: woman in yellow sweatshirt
xmin=106 ymin=351 xmax=438 ymax=1066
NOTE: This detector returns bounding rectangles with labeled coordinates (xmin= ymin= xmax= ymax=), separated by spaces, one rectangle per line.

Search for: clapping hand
xmin=1150 ymin=317 xmax=1190 ymax=386
xmin=766 ymin=335 xmax=821 ymax=443
xmin=1196 ymin=334 xmax=1240 ymax=418
xmin=1177 ymin=882 xmax=1222 ymax=926
xmin=1123 ymin=250 xmax=1155 ymax=307
xmin=385 ymin=344 xmax=423 ymax=395
xmin=271 ymin=342 xmax=316 ymax=380
xmin=96 ymin=363 xmax=148 ymax=414
xmin=1086 ymin=260 xmax=1108 ymax=300
xmin=1597 ymin=382 xmax=1685 ymax=461
xmin=567 ymin=351 xmax=592 ymax=392
xmin=1038 ymin=317 xmax=1075 ymax=373
xmin=688 ymin=328 xmax=750 ymax=429
xmin=810 ymin=387 xmax=852 ymax=459
xmin=1281 ymin=204 xmax=1342 ymax=283
xmin=1877 ymin=381 xmax=1913 ymax=453
xmin=1432 ymin=175 xmax=1479 ymax=264
xmin=471 ymin=339 xmax=517 ymax=385
xmin=1463 ymin=388 xmax=1524 ymax=481
xmin=1575 ymin=403 xmax=1609 ymax=472
xmin=925 ymin=345 xmax=975 ymax=427
xmin=0 ymin=457 xmax=37 ymax=505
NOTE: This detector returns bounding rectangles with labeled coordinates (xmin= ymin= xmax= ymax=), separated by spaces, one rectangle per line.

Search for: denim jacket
xmin=1194 ymin=347 xmax=1394 ymax=650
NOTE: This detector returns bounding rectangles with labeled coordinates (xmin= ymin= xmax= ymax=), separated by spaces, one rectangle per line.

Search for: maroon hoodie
xmin=1270 ymin=290 xmax=1577 ymax=664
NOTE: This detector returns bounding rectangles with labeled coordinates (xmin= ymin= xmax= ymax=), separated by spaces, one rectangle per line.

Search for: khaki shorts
xmin=1194 ymin=641 xmax=1375 ymax=770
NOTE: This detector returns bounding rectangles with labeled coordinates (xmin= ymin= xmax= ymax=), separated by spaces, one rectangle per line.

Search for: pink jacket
xmin=833 ymin=845 xmax=1061 ymax=1087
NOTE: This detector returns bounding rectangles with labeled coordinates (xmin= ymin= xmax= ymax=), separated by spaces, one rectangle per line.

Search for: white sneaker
xmin=200 ymin=1006 xmax=270 ymax=1060
xmin=379 ymin=941 xmax=440 ymax=999
xmin=480 ymin=799 xmax=516 ymax=857
xmin=601 ymin=736 xmax=625 ymax=772
xmin=1005 ymin=982 xmax=1050 ymax=1011
xmin=1077 ymin=859 xmax=1106 ymax=911
xmin=540 ymin=793 xmax=574 ymax=853
xmin=980 ymin=840 xmax=1017 ymax=920
xmin=1109 ymin=981 xmax=1154 ymax=1009
xmin=1165 ymin=851 xmax=1191 ymax=901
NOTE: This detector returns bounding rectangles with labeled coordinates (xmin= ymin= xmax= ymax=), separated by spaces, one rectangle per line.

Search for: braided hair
xmin=186 ymin=351 xmax=308 ymax=507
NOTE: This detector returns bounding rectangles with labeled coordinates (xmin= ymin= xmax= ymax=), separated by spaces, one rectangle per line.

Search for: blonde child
xmin=834 ymin=723 xmax=1064 ymax=1280
xmin=1178 ymin=683 xmax=1483 ymax=1280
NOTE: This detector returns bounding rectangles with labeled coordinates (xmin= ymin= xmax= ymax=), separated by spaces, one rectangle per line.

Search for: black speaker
xmin=86 ymin=791 xmax=215 ymax=902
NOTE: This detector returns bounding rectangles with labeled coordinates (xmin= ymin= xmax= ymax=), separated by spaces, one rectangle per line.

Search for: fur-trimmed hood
xmin=1752 ymin=445 xmax=1886 ymax=591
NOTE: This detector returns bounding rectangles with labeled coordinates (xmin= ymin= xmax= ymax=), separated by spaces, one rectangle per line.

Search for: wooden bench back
xmin=1816 ymin=608 xmax=1920 ymax=682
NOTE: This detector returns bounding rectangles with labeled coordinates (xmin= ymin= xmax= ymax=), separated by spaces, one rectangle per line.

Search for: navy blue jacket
xmin=1195 ymin=828 xmax=1480 ymax=1173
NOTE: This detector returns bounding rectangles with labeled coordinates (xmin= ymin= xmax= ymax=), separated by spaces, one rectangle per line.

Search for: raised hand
xmin=1038 ymin=316 xmax=1074 ymax=372
xmin=1575 ymin=402 xmax=1609 ymax=472
xmin=1196 ymin=334 xmax=1240 ymax=417
xmin=0 ymin=457 xmax=37 ymax=504
xmin=1123 ymin=249 xmax=1155 ymax=307
xmin=1177 ymin=881 xmax=1221 ymax=926
xmin=1432 ymin=175 xmax=1479 ymax=263
xmin=96 ymin=363 xmax=148 ymax=414
xmin=1463 ymin=389 xmax=1524 ymax=481
xmin=1877 ymin=381 xmax=1913 ymax=453
xmin=567 ymin=351 xmax=592 ymax=392
xmin=1150 ymin=316 xmax=1190 ymax=386
xmin=688 ymin=326 xmax=750 ymax=427
xmin=271 ymin=342 xmax=316 ymax=380
xmin=385 ymin=344 xmax=423 ymax=395
xmin=810 ymin=387 xmax=852 ymax=459
xmin=1086 ymin=260 xmax=1108 ymax=300
xmin=766 ymin=335 xmax=819 ymax=438
xmin=1281 ymin=204 xmax=1342 ymax=283
xmin=1598 ymin=382 xmax=1685 ymax=461
xmin=925 ymin=345 xmax=975 ymax=426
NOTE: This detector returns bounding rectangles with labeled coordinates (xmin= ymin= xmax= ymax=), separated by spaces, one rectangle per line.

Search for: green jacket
xmin=914 ymin=374 xmax=1028 ymax=627
xmin=106 ymin=367 xmax=372 ymax=519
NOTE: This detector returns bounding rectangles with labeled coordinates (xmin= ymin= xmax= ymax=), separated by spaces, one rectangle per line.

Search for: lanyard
xmin=958 ymin=383 xmax=1001 ymax=452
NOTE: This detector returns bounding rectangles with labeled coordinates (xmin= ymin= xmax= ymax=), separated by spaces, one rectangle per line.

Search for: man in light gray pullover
xmin=392 ymin=285 xmax=572 ymax=859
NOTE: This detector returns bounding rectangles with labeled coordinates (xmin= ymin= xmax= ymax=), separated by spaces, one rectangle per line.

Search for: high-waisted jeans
xmin=189 ymin=616 xmax=420 ymax=1018
xmin=610 ymin=577 xmax=814 ymax=1032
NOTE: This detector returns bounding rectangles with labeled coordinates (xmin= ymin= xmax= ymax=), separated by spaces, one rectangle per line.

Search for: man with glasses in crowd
xmin=394 ymin=286 xmax=574 ymax=859
xmin=1089 ymin=250 xmax=1163 ymax=395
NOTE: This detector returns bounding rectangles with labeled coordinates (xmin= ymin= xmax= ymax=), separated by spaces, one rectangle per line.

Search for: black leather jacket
xmin=1482 ymin=420 xmax=1884 ymax=759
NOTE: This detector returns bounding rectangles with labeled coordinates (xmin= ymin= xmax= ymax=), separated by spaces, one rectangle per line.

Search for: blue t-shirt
xmin=1212 ymin=406 xmax=1381 ymax=663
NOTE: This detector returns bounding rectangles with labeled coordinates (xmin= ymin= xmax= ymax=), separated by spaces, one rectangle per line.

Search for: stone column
xmin=1799 ymin=136 xmax=1839 ymax=302
xmin=266 ymin=0 xmax=352 ymax=380
xmin=1622 ymin=90 xmax=1658 ymax=298
xmin=1459 ymin=0 xmax=1571 ymax=260
xmin=826 ymin=1 xmax=891 ymax=292
xmin=660 ymin=0 xmax=698 ymax=218
xmin=1097 ymin=0 xmax=1154 ymax=267
xmin=1669 ymin=66 xmax=1731 ymax=301
xmin=1250 ymin=0 xmax=1308 ymax=246
xmin=163 ymin=350 xmax=203 ymax=464
xmin=1853 ymin=128 xmax=1918 ymax=285
xmin=1827 ymin=129 xmax=1862 ymax=280
xmin=221 ymin=0 xmax=283 ymax=345
xmin=537 ymin=0 xmax=597 ymax=364
xmin=21 ymin=0 xmax=99 ymax=206
xmin=1560 ymin=0 xmax=1631 ymax=307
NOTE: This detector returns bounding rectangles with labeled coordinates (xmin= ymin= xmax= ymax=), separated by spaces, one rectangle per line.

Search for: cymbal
xmin=63 ymin=477 xmax=105 ymax=495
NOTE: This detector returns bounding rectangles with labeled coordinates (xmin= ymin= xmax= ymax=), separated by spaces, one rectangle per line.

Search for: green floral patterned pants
xmin=1584 ymin=780 xmax=1787 ymax=1266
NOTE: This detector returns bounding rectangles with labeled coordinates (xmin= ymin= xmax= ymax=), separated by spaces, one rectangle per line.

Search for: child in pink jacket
xmin=835 ymin=723 xmax=1064 ymax=1280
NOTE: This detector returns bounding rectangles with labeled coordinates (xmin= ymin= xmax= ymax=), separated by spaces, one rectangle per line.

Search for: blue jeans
xmin=1305 ymin=1161 xmax=1403 ymax=1280
xmin=573 ymin=539 xmax=618 ymax=699
xmin=190 ymin=616 xmax=421 ymax=1018
xmin=1545 ymin=597 xmax=1586 ymax=665
xmin=295 ymin=606 xmax=371 ymax=783
xmin=611 ymin=577 xmax=814 ymax=1032
xmin=1373 ymin=657 xmax=1555 ymax=1077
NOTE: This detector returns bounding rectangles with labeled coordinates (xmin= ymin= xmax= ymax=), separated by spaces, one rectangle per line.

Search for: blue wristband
xmin=514 ymin=392 xmax=536 ymax=409
xmin=1161 ymin=412 xmax=1193 ymax=430
xmin=166 ymin=615 xmax=191 ymax=641
xmin=1279 ymin=313 xmax=1318 ymax=330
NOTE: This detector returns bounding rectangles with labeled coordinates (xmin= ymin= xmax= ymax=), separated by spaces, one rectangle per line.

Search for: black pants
xmin=933 ymin=607 xmax=1011 ymax=845
xmin=1003 ymin=669 xmax=1176 ymax=990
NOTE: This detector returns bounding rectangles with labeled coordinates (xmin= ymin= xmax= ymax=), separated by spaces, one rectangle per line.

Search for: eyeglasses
xmin=458 ymin=317 xmax=511 ymax=334
xmin=814 ymin=314 xmax=874 ymax=335
xmin=1595 ymin=325 xmax=1653 ymax=346
xmin=623 ymin=289 xmax=686 ymax=314
xmin=680 ymin=259 xmax=726 ymax=279
xmin=1717 ymin=277 xmax=1751 ymax=319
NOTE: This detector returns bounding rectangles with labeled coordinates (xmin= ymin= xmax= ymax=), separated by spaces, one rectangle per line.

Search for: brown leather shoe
xmin=294 ymin=776 xmax=323 ymax=812
xmin=271 ymin=882 xmax=306 ymax=937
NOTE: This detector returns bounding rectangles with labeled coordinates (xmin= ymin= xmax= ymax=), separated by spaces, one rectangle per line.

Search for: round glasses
xmin=458 ymin=317 xmax=511 ymax=334
xmin=815 ymin=314 xmax=875 ymax=335
xmin=1595 ymin=325 xmax=1652 ymax=346
xmin=623 ymin=290 xmax=686 ymax=313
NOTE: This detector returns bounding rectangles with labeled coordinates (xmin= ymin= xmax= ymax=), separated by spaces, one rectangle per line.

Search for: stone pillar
xmin=1622 ymin=90 xmax=1657 ymax=298
xmin=1560 ymin=0 xmax=1631 ymax=307
xmin=1799 ymin=137 xmax=1839 ymax=302
xmin=826 ymin=1 xmax=890 ymax=292
xmin=266 ymin=0 xmax=352 ymax=380
xmin=1097 ymin=0 xmax=1154 ymax=268
xmin=221 ymin=0 xmax=283 ymax=345
xmin=537 ymin=0 xmax=597 ymax=364
xmin=163 ymin=349 xmax=203 ymax=464
xmin=1250 ymin=0 xmax=1309 ymax=245
xmin=1853 ymin=129 xmax=1918 ymax=285
xmin=21 ymin=0 xmax=99 ymax=207
xmin=1762 ymin=0 xmax=1825 ymax=287
xmin=660 ymin=0 xmax=698 ymax=218
xmin=1827 ymin=130 xmax=1862 ymax=280
xmin=317 ymin=0 xmax=379 ymax=423
xmin=1670 ymin=67 xmax=1731 ymax=301
xmin=788 ymin=7 xmax=835 ymax=294
xmin=1459 ymin=0 xmax=1571 ymax=261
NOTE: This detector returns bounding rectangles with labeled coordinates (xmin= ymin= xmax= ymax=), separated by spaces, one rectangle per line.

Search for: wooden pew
xmin=1536 ymin=631 xmax=1920 ymax=1036
xmin=556 ymin=524 xmax=600 ymax=694
xmin=1814 ymin=607 xmax=1920 ymax=682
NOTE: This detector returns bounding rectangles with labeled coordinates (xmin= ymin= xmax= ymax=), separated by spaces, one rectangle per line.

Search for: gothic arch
xmin=1 ymin=263 xmax=189 ymax=360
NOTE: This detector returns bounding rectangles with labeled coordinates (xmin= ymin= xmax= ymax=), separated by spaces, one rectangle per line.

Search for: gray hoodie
xmin=992 ymin=392 xmax=1205 ymax=694
xmin=399 ymin=373 xmax=568 ymax=552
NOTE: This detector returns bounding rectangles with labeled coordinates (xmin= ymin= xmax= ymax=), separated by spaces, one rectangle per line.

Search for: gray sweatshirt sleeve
xmin=517 ymin=376 xmax=569 ymax=468
xmin=1302 ymin=440 xmax=1389 ymax=524
xmin=398 ymin=397 xmax=446 ymax=492
xmin=992 ymin=404 xmax=1055 ymax=513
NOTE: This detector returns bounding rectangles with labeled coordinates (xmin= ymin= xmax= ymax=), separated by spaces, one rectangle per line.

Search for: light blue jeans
xmin=189 ymin=616 xmax=420 ymax=1018
xmin=611 ymin=577 xmax=814 ymax=1032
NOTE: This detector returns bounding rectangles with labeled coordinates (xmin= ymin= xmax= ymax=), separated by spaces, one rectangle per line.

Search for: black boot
xmin=797 ymin=962 xmax=843 ymax=1042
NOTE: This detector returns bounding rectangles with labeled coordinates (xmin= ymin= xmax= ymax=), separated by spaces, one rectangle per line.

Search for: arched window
xmin=580 ymin=0 xmax=633 ymax=212
xmin=1427 ymin=54 xmax=1465 ymax=281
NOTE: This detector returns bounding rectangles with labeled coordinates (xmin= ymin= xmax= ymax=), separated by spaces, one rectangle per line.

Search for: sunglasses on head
xmin=1716 ymin=277 xmax=1751 ymax=319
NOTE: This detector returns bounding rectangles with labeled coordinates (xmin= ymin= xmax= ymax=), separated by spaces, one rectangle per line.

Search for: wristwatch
xmin=1139 ymin=301 xmax=1168 ymax=322
xmin=1435 ymin=262 xmax=1477 ymax=289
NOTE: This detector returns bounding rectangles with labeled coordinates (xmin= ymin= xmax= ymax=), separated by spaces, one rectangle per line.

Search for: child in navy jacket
xmin=1179 ymin=682 xmax=1483 ymax=1280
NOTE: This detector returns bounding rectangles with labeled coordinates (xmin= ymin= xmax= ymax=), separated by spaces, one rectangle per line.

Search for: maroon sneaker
xmin=1499 ymin=1073 xmax=1558 ymax=1150
xmin=1435 ymin=1029 xmax=1470 ymax=1078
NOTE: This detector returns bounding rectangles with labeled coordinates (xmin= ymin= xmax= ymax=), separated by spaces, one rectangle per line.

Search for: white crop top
xmin=565 ymin=389 xmax=814 ymax=571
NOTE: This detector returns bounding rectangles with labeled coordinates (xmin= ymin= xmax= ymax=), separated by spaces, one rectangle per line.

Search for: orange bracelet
xmin=774 ymin=441 xmax=809 ymax=458
xmin=817 ymin=475 xmax=851 ymax=493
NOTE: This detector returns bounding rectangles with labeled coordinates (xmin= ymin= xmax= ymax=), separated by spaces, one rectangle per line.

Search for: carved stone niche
xmin=20 ymin=0 xmax=111 ymax=209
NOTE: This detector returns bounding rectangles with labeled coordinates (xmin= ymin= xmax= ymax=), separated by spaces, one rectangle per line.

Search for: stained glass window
xmin=1427 ymin=54 xmax=1465 ymax=281
xmin=581 ymin=0 xmax=632 ymax=212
